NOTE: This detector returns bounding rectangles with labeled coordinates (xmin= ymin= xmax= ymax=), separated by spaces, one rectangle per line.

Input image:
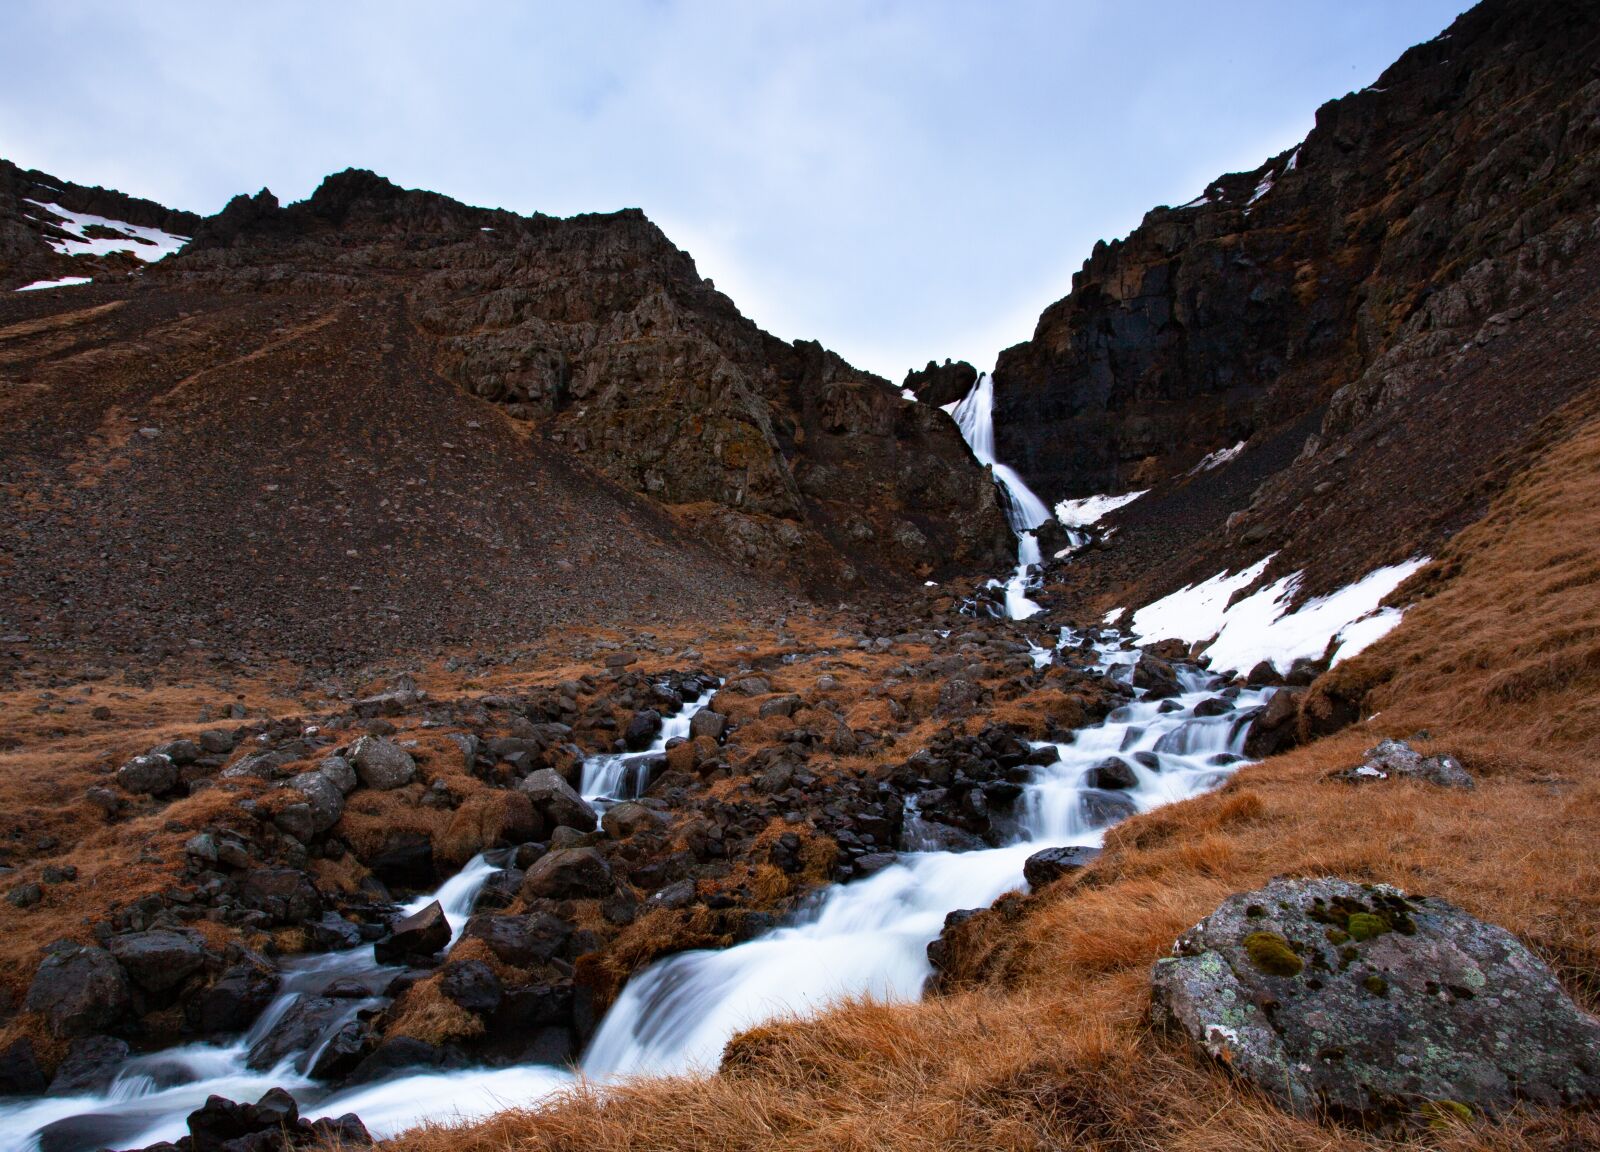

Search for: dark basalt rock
xmin=520 ymin=847 xmax=614 ymax=900
xmin=1023 ymin=845 xmax=1101 ymax=889
xmin=24 ymin=943 xmax=132 ymax=1038
xmin=903 ymin=359 xmax=979 ymax=407
xmin=1151 ymin=876 xmax=1600 ymax=1121
xmin=374 ymin=899 xmax=450 ymax=965
xmin=107 ymin=928 xmax=208 ymax=994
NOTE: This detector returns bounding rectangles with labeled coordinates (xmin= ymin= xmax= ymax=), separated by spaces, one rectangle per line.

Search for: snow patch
xmin=24 ymin=200 xmax=189 ymax=262
xmin=1189 ymin=441 xmax=1245 ymax=475
xmin=1130 ymin=556 xmax=1429 ymax=675
xmin=15 ymin=276 xmax=92 ymax=291
xmin=901 ymin=387 xmax=918 ymax=402
xmin=1055 ymin=490 xmax=1147 ymax=528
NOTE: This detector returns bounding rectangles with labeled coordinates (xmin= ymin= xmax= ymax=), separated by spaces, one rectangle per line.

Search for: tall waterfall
xmin=944 ymin=373 xmax=1052 ymax=619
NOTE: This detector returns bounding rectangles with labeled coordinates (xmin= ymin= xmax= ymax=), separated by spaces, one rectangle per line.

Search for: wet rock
xmin=185 ymin=1085 xmax=366 ymax=1152
xmin=1080 ymin=789 xmax=1138 ymax=828
xmin=48 ymin=1035 xmax=131 ymax=1094
xmin=520 ymin=846 xmax=614 ymax=899
xmin=0 ymin=1037 xmax=48 ymax=1096
xmin=116 ymin=752 xmax=178 ymax=796
xmin=107 ymin=928 xmax=208 ymax=994
xmin=1132 ymin=654 xmax=1181 ymax=700
xmin=187 ymin=952 xmax=278 ymax=1034
xmin=345 ymin=1036 xmax=467 ymax=1086
xmin=306 ymin=911 xmax=365 ymax=950
xmin=624 ymin=709 xmax=663 ymax=750
xmin=246 ymin=995 xmax=353 ymax=1071
xmin=24 ymin=943 xmax=132 ymax=1038
xmin=1192 ymin=696 xmax=1233 ymax=717
xmin=366 ymin=830 xmax=437 ymax=889
xmin=464 ymin=911 xmax=572 ymax=966
xmin=1023 ymin=845 xmax=1101 ymax=888
xmin=374 ymin=899 xmax=450 ymax=964
xmin=1150 ymin=876 xmax=1600 ymax=1121
xmin=1330 ymin=738 xmax=1474 ymax=788
xmin=519 ymin=768 xmax=597 ymax=832
xmin=348 ymin=735 xmax=417 ymax=790
xmin=1243 ymin=687 xmax=1302 ymax=758
xmin=439 ymin=959 xmax=502 ymax=1014
xmin=1085 ymin=757 xmax=1138 ymax=790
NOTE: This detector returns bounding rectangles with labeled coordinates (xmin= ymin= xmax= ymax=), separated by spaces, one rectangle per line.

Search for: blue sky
xmin=1 ymin=1 xmax=1472 ymax=379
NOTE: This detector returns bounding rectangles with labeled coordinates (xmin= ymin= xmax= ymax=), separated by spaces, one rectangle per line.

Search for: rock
xmin=116 ymin=752 xmax=178 ymax=795
xmin=366 ymin=830 xmax=437 ymax=889
xmin=519 ymin=768 xmax=597 ymax=832
xmin=1150 ymin=876 xmax=1600 ymax=1121
xmin=344 ymin=1036 xmax=467 ymax=1086
xmin=1192 ymin=696 xmax=1233 ymax=717
xmin=903 ymin=358 xmax=977 ymax=406
xmin=306 ymin=911 xmax=365 ymax=950
xmin=602 ymin=800 xmax=661 ymax=839
xmin=1244 ymin=660 xmax=1285 ymax=687
xmin=245 ymin=995 xmax=354 ymax=1071
xmin=623 ymin=709 xmax=663 ymax=750
xmin=240 ymin=867 xmax=323 ymax=925
xmin=758 ymin=694 xmax=802 ymax=719
xmin=520 ymin=847 xmax=614 ymax=900
xmin=185 ymin=1086 xmax=342 ymax=1152
xmin=198 ymin=729 xmax=238 ymax=755
xmin=1243 ymin=687 xmax=1302 ymax=757
xmin=439 ymin=959 xmax=502 ymax=1014
xmin=6 ymin=882 xmax=41 ymax=908
xmin=1086 ymin=757 xmax=1138 ymax=790
xmin=288 ymin=768 xmax=346 ymax=832
xmin=318 ymin=754 xmax=358 ymax=794
xmin=348 ymin=735 xmax=417 ymax=790
xmin=934 ymin=678 xmax=983 ymax=717
xmin=464 ymin=911 xmax=572 ymax=966
xmin=374 ymin=900 xmax=450 ymax=964
xmin=24 ymin=944 xmax=132 ymax=1038
xmin=1023 ymin=845 xmax=1101 ymax=888
xmin=274 ymin=801 xmax=318 ymax=844
xmin=0 ymin=1037 xmax=48 ymax=1096
xmin=48 ymin=1035 xmax=131 ymax=1093
xmin=151 ymin=739 xmax=201 ymax=765
xmin=1132 ymin=654 xmax=1181 ymax=699
xmin=187 ymin=953 xmax=278 ymax=1034
xmin=1331 ymin=738 xmax=1474 ymax=788
xmin=688 ymin=709 xmax=726 ymax=742
xmin=107 ymin=928 xmax=208 ymax=994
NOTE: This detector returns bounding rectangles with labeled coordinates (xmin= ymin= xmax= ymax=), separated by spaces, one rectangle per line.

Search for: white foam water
xmin=580 ymin=681 xmax=718 ymax=803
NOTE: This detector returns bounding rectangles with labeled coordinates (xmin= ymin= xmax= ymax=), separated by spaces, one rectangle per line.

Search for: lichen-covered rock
xmin=1330 ymin=738 xmax=1474 ymax=788
xmin=348 ymin=736 xmax=417 ymax=790
xmin=115 ymin=752 xmax=178 ymax=796
xmin=1150 ymin=876 xmax=1600 ymax=1121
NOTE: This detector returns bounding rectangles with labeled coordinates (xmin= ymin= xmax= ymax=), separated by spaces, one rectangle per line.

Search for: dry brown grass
xmin=378 ymin=406 xmax=1600 ymax=1148
xmin=386 ymin=975 xmax=486 ymax=1046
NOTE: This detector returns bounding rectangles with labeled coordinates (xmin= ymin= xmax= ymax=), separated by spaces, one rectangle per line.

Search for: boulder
xmin=1023 ymin=845 xmax=1101 ymax=888
xmin=107 ymin=928 xmax=208 ymax=994
xmin=439 ymin=959 xmax=502 ymax=1014
xmin=1243 ymin=687 xmax=1302 ymax=757
xmin=519 ymin=768 xmax=597 ymax=832
xmin=347 ymin=735 xmax=417 ymax=790
xmin=245 ymin=995 xmax=355 ymax=1071
xmin=25 ymin=944 xmax=132 ymax=1038
xmin=1085 ymin=757 xmax=1138 ymax=790
xmin=116 ymin=752 xmax=178 ymax=796
xmin=1330 ymin=738 xmax=1474 ymax=788
xmin=1132 ymin=654 xmax=1182 ymax=699
xmin=464 ymin=911 xmax=572 ymax=966
xmin=318 ymin=754 xmax=358 ymax=794
xmin=374 ymin=900 xmax=450 ymax=965
xmin=688 ymin=708 xmax=727 ymax=742
xmin=288 ymin=769 xmax=346 ymax=832
xmin=48 ymin=1035 xmax=130 ymax=1093
xmin=623 ymin=709 xmax=663 ymax=750
xmin=520 ymin=847 xmax=614 ymax=900
xmin=602 ymin=800 xmax=662 ymax=839
xmin=240 ymin=868 xmax=322 ymax=925
xmin=0 ymin=1036 xmax=48 ymax=1096
xmin=1150 ymin=876 xmax=1600 ymax=1120
xmin=187 ymin=953 xmax=278 ymax=1034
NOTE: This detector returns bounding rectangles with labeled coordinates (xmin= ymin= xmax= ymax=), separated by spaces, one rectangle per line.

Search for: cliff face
xmin=993 ymin=0 xmax=1600 ymax=506
xmin=171 ymin=171 xmax=1013 ymax=587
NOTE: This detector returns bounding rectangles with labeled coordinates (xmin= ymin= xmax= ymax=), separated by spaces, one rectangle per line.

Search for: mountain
xmin=0 ymin=168 xmax=1011 ymax=667
xmin=996 ymin=0 xmax=1600 ymax=606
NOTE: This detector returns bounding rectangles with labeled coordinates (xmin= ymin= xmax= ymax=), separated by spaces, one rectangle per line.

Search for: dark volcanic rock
xmin=48 ymin=1035 xmax=131 ymax=1094
xmin=1023 ymin=845 xmax=1101 ymax=889
xmin=1151 ymin=876 xmax=1600 ymax=1121
xmin=24 ymin=944 xmax=132 ymax=1038
xmin=374 ymin=900 xmax=450 ymax=964
xmin=519 ymin=768 xmax=598 ymax=832
xmin=902 ymin=359 xmax=978 ymax=407
xmin=464 ymin=912 xmax=572 ymax=967
xmin=107 ymin=928 xmax=208 ymax=993
xmin=520 ymin=847 xmax=614 ymax=899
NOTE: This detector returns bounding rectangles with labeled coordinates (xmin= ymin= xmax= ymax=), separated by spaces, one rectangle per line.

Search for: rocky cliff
xmin=995 ymin=0 xmax=1600 ymax=602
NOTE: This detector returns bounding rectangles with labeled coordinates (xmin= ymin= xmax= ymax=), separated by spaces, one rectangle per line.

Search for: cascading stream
xmin=580 ymin=682 xmax=718 ymax=804
xmin=8 ymin=642 xmax=1272 ymax=1149
xmin=944 ymin=373 xmax=1052 ymax=619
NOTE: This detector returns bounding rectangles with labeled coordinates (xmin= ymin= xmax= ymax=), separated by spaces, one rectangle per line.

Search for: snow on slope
xmin=1055 ymin=490 xmax=1147 ymax=528
xmin=24 ymin=199 xmax=189 ymax=262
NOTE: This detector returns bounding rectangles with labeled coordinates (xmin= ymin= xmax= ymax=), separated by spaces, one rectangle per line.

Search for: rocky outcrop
xmin=1151 ymin=877 xmax=1600 ymax=1122
xmin=902 ymin=359 xmax=978 ymax=407
xmin=167 ymin=168 xmax=1013 ymax=589
xmin=994 ymin=0 xmax=1600 ymax=506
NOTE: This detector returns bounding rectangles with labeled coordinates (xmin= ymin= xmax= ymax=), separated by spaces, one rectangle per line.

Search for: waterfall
xmin=944 ymin=373 xmax=1051 ymax=619
xmin=580 ymin=681 xmax=719 ymax=803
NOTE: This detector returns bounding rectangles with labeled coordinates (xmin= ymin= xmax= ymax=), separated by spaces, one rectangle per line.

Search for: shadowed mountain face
xmin=0 ymin=170 xmax=1012 ymax=668
xmin=994 ymin=0 xmax=1600 ymax=603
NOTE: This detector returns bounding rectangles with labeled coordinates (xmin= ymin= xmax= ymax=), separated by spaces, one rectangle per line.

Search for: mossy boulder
xmin=1150 ymin=877 xmax=1600 ymax=1123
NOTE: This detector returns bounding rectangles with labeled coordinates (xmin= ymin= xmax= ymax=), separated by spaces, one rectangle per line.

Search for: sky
xmin=0 ymin=1 xmax=1473 ymax=380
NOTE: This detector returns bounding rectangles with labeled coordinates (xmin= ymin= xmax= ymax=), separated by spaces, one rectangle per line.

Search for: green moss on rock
xmin=1244 ymin=931 xmax=1304 ymax=976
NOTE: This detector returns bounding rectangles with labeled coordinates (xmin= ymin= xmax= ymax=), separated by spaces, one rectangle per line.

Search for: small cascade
xmin=3 ymin=858 xmax=502 ymax=1152
xmin=580 ymin=681 xmax=719 ymax=803
xmin=945 ymin=373 xmax=1052 ymax=619
xmin=580 ymin=634 xmax=1275 ymax=1079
